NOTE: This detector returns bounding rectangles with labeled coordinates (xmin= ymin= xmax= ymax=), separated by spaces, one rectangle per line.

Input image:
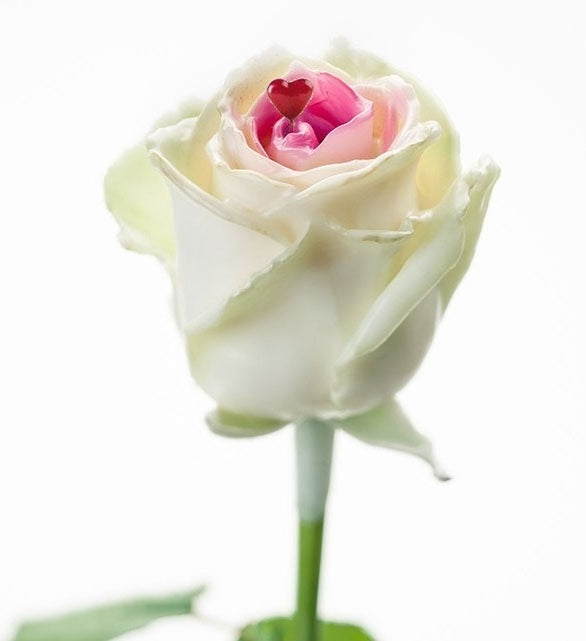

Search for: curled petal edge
xmin=276 ymin=121 xmax=440 ymax=216
xmin=147 ymin=121 xmax=291 ymax=246
xmin=439 ymin=155 xmax=500 ymax=307
xmin=335 ymin=174 xmax=472 ymax=370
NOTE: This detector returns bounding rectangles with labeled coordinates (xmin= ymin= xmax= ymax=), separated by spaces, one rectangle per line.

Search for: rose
xmin=104 ymin=40 xmax=498 ymax=473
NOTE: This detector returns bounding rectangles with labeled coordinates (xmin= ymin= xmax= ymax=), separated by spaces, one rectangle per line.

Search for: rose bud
xmin=105 ymin=41 xmax=498 ymax=476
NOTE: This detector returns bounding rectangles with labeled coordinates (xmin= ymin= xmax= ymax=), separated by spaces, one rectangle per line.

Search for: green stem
xmin=294 ymin=419 xmax=335 ymax=641
xmin=296 ymin=518 xmax=325 ymax=641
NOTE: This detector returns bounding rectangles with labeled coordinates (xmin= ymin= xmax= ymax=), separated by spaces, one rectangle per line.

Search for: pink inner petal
xmin=241 ymin=63 xmax=417 ymax=172
xmin=267 ymin=107 xmax=375 ymax=171
xmin=245 ymin=64 xmax=374 ymax=170
xmin=355 ymin=78 xmax=419 ymax=155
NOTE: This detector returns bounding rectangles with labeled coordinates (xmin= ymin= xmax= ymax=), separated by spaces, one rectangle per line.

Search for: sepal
xmin=207 ymin=408 xmax=288 ymax=438
xmin=238 ymin=617 xmax=376 ymax=641
xmin=330 ymin=398 xmax=450 ymax=481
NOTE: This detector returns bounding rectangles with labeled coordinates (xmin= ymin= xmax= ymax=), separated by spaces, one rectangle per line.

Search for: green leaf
xmin=12 ymin=587 xmax=205 ymax=641
xmin=238 ymin=617 xmax=377 ymax=641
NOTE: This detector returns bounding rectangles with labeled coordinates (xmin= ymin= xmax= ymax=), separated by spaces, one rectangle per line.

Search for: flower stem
xmin=296 ymin=518 xmax=325 ymax=641
xmin=294 ymin=419 xmax=335 ymax=641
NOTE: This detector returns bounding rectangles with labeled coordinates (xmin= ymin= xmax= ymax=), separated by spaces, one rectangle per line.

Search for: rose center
xmin=266 ymin=78 xmax=314 ymax=122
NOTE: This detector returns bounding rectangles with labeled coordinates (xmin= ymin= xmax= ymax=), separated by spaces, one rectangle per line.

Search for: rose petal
xmin=103 ymin=99 xmax=204 ymax=262
xmin=249 ymin=62 xmax=365 ymax=151
xmin=274 ymin=121 xmax=440 ymax=231
xmin=326 ymin=38 xmax=461 ymax=208
xmin=186 ymin=225 xmax=406 ymax=420
xmin=336 ymin=178 xmax=470 ymax=367
xmin=213 ymin=56 xmax=437 ymax=233
xmin=332 ymin=160 xmax=498 ymax=411
xmin=211 ymin=117 xmax=439 ymax=235
xmin=332 ymin=178 xmax=471 ymax=411
xmin=333 ymin=289 xmax=442 ymax=412
xmin=266 ymin=105 xmax=374 ymax=170
xmin=148 ymin=118 xmax=298 ymax=330
xmin=104 ymin=141 xmax=175 ymax=262
xmin=161 ymin=174 xmax=287 ymax=331
xmin=440 ymin=156 xmax=500 ymax=306
xmin=217 ymin=56 xmax=378 ymax=189
xmin=148 ymin=94 xmax=309 ymax=245
xmin=354 ymin=75 xmax=420 ymax=154
xmin=214 ymin=116 xmax=376 ymax=189
xmin=251 ymin=62 xmax=376 ymax=170
xmin=207 ymin=134 xmax=303 ymax=243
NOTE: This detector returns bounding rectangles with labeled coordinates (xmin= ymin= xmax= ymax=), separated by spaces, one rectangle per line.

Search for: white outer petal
xmin=331 ymin=157 xmax=499 ymax=412
xmin=333 ymin=289 xmax=442 ymax=412
xmin=168 ymin=183 xmax=286 ymax=330
xmin=332 ymin=177 xmax=472 ymax=412
xmin=147 ymin=117 xmax=302 ymax=332
xmin=337 ymin=179 xmax=470 ymax=367
xmin=186 ymin=225 xmax=405 ymax=420
xmin=440 ymin=156 xmax=500 ymax=306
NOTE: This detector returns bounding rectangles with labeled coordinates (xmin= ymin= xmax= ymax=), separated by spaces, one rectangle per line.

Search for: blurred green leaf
xmin=238 ymin=616 xmax=376 ymax=641
xmin=13 ymin=587 xmax=205 ymax=641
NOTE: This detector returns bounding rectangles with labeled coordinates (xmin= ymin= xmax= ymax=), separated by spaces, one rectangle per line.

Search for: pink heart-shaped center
xmin=267 ymin=78 xmax=314 ymax=121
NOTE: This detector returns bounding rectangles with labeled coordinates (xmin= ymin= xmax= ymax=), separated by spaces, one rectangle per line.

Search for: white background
xmin=1 ymin=1 xmax=585 ymax=640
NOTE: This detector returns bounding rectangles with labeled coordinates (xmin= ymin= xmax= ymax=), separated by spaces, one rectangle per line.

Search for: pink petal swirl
xmin=245 ymin=62 xmax=376 ymax=171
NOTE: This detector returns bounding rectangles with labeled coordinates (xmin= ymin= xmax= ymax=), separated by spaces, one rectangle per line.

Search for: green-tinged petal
xmin=325 ymin=37 xmax=394 ymax=82
xmin=152 ymin=98 xmax=205 ymax=130
xmin=238 ymin=617 xmax=376 ymax=641
xmin=326 ymin=38 xmax=460 ymax=209
xmin=207 ymin=408 xmax=288 ymax=438
xmin=104 ymin=141 xmax=175 ymax=261
xmin=330 ymin=399 xmax=449 ymax=480
xmin=440 ymin=156 xmax=500 ymax=306
xmin=104 ymin=101 xmax=203 ymax=262
xmin=12 ymin=587 xmax=204 ymax=641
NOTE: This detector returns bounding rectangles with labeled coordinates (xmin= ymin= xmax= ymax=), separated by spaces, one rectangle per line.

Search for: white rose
xmin=104 ymin=41 xmax=498 ymax=475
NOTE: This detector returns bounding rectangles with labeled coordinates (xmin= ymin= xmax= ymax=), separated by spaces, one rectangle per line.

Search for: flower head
xmin=104 ymin=41 xmax=498 ymax=475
